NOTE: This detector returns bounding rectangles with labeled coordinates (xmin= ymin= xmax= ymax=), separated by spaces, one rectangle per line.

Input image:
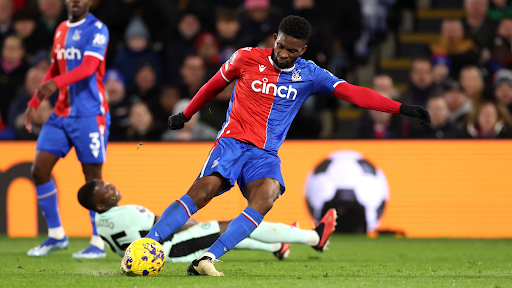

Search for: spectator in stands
xmin=443 ymin=79 xmax=472 ymax=130
xmin=482 ymin=36 xmax=512 ymax=78
xmin=199 ymin=81 xmax=234 ymax=131
xmin=30 ymin=49 xmax=50 ymax=72
xmin=12 ymin=8 xmax=50 ymax=58
xmin=195 ymin=31 xmax=222 ymax=79
xmin=126 ymin=61 xmax=161 ymax=108
xmin=430 ymin=19 xmax=479 ymax=78
xmin=257 ymin=33 xmax=275 ymax=49
xmin=7 ymin=66 xmax=44 ymax=128
xmin=432 ymin=55 xmax=452 ymax=85
xmin=113 ymin=16 xmax=162 ymax=90
xmin=161 ymin=99 xmax=217 ymax=141
xmin=239 ymin=0 xmax=281 ymax=47
xmin=291 ymin=0 xmax=333 ymax=67
xmin=104 ymin=69 xmax=135 ymax=141
xmin=216 ymin=8 xmax=247 ymax=63
xmin=37 ymin=0 xmax=66 ymax=37
xmin=0 ymin=34 xmax=29 ymax=125
xmin=352 ymin=86 xmax=409 ymax=139
xmin=488 ymin=0 xmax=512 ymax=20
xmin=493 ymin=68 xmax=512 ymax=114
xmin=459 ymin=99 xmax=512 ymax=138
xmin=152 ymin=85 xmax=181 ymax=128
xmin=162 ymin=13 xmax=201 ymax=84
xmin=497 ymin=17 xmax=512 ymax=43
xmin=459 ymin=65 xmax=485 ymax=103
xmin=373 ymin=74 xmax=399 ymax=100
xmin=410 ymin=95 xmax=460 ymax=139
xmin=125 ymin=101 xmax=165 ymax=141
xmin=0 ymin=0 xmax=14 ymax=44
xmin=321 ymin=0 xmax=362 ymax=78
xmin=400 ymin=57 xmax=437 ymax=108
xmin=179 ymin=54 xmax=206 ymax=99
xmin=464 ymin=0 xmax=499 ymax=49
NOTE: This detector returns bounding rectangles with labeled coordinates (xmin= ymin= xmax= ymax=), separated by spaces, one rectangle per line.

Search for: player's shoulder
xmin=296 ymin=58 xmax=323 ymax=74
xmin=122 ymin=205 xmax=152 ymax=214
xmin=234 ymin=47 xmax=270 ymax=61
xmin=86 ymin=14 xmax=109 ymax=32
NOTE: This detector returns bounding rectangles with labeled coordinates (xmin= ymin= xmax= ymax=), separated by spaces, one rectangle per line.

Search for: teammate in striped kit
xmin=145 ymin=15 xmax=430 ymax=276
xmin=24 ymin=0 xmax=110 ymax=258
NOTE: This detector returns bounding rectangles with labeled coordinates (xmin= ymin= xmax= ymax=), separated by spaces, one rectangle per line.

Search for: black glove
xmin=399 ymin=104 xmax=431 ymax=125
xmin=168 ymin=112 xmax=190 ymax=130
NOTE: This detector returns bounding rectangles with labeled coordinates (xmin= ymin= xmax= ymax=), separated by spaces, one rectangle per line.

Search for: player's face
xmin=93 ymin=179 xmax=122 ymax=211
xmin=272 ymin=32 xmax=307 ymax=69
xmin=65 ymin=0 xmax=91 ymax=21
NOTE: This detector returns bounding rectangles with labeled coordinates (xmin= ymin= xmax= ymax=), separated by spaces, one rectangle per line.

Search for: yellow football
xmin=121 ymin=238 xmax=166 ymax=276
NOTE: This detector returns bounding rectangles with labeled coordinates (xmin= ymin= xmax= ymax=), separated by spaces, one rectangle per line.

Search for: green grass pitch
xmin=1 ymin=235 xmax=511 ymax=287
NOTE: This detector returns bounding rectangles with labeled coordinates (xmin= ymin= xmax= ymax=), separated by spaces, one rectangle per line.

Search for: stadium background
xmin=1 ymin=0 xmax=512 ymax=239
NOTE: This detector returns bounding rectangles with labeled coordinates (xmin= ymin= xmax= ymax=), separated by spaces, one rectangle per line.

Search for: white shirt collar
xmin=268 ymin=56 xmax=295 ymax=72
xmin=66 ymin=16 xmax=87 ymax=27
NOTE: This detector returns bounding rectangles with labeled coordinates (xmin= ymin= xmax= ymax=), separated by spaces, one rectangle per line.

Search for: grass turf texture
xmin=1 ymin=235 xmax=511 ymax=287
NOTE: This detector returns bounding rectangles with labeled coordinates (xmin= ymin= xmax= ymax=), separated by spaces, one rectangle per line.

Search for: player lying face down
xmin=77 ymin=180 xmax=337 ymax=262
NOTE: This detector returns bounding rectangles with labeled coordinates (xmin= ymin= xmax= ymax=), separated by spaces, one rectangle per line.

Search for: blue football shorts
xmin=197 ymin=137 xmax=285 ymax=198
xmin=36 ymin=112 xmax=111 ymax=164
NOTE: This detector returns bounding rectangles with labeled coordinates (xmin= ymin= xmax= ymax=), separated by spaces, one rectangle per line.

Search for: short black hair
xmin=278 ymin=15 xmax=312 ymax=44
xmin=78 ymin=180 xmax=97 ymax=212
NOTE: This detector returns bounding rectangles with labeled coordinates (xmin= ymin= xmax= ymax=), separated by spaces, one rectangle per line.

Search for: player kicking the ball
xmin=24 ymin=0 xmax=110 ymax=258
xmin=77 ymin=179 xmax=337 ymax=262
xmin=144 ymin=15 xmax=430 ymax=276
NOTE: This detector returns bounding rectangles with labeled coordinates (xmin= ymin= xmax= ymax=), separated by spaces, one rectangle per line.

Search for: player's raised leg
xmin=146 ymin=174 xmax=228 ymax=243
xmin=249 ymin=209 xmax=338 ymax=253
xmin=28 ymin=151 xmax=69 ymax=257
xmin=72 ymin=163 xmax=106 ymax=258
xmin=187 ymin=178 xmax=280 ymax=276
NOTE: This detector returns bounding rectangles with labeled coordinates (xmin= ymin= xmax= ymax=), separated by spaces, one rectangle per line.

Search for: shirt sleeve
xmin=220 ymin=47 xmax=250 ymax=82
xmin=312 ymin=65 xmax=346 ymax=96
xmin=84 ymin=22 xmax=109 ymax=61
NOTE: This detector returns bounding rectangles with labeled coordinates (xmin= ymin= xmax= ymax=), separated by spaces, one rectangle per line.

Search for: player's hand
xmin=23 ymin=106 xmax=36 ymax=133
xmin=36 ymin=80 xmax=58 ymax=100
xmin=399 ymin=104 xmax=431 ymax=125
xmin=168 ymin=112 xmax=190 ymax=130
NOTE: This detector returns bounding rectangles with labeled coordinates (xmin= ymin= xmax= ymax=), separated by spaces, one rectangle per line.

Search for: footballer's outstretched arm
xmin=331 ymin=82 xmax=431 ymax=124
xmin=183 ymin=70 xmax=231 ymax=118
xmin=168 ymin=70 xmax=231 ymax=130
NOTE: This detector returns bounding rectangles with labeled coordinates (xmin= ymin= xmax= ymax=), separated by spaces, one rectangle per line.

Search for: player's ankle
xmin=306 ymin=230 xmax=321 ymax=246
xmin=90 ymin=235 xmax=105 ymax=250
xmin=48 ymin=226 xmax=66 ymax=240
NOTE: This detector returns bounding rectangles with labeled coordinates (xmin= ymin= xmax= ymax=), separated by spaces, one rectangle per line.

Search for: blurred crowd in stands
xmin=1 ymin=0 xmax=512 ymax=141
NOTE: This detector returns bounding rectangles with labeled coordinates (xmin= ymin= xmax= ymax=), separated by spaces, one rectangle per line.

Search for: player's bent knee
xmin=187 ymin=180 xmax=221 ymax=209
xmin=31 ymin=163 xmax=49 ymax=184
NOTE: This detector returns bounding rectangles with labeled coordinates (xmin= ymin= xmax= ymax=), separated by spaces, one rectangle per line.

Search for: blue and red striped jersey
xmin=51 ymin=13 xmax=109 ymax=117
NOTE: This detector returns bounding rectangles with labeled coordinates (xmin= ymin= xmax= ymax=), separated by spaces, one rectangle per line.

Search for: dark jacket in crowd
xmin=410 ymin=121 xmax=460 ymax=139
xmin=352 ymin=112 xmax=409 ymax=139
